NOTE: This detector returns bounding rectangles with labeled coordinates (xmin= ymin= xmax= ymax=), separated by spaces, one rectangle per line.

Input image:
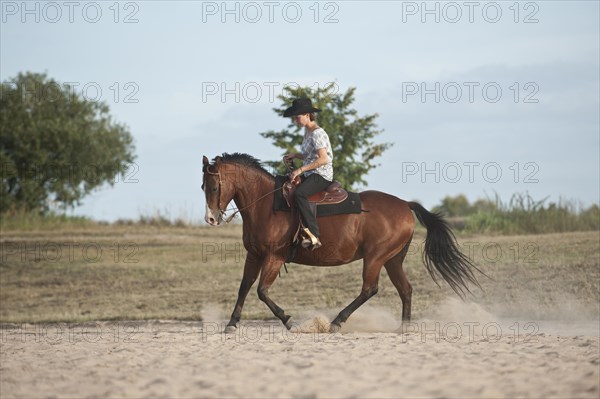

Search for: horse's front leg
xmin=225 ymin=252 xmax=261 ymax=333
xmin=256 ymin=256 xmax=294 ymax=330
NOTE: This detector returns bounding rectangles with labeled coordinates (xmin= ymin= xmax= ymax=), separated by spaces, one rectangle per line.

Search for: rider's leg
xmin=295 ymin=174 xmax=330 ymax=246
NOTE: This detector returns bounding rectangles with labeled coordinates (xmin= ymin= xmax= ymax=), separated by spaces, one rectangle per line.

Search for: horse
xmin=202 ymin=153 xmax=482 ymax=333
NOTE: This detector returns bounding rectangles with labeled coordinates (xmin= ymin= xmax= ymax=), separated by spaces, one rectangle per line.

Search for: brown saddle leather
xmin=283 ymin=180 xmax=348 ymax=208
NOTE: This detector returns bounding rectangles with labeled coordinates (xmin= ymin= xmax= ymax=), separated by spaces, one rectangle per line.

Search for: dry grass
xmin=1 ymin=224 xmax=598 ymax=323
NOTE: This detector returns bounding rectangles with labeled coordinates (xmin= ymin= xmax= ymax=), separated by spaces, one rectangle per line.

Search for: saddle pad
xmin=273 ymin=175 xmax=362 ymax=217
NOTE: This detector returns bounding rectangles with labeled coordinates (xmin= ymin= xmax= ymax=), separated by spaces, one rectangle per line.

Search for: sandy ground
xmin=1 ymin=305 xmax=598 ymax=399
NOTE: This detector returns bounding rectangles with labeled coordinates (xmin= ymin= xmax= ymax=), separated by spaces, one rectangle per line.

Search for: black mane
xmin=215 ymin=153 xmax=273 ymax=177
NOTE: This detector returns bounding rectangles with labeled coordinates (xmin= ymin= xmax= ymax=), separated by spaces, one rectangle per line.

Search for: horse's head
xmin=202 ymin=155 xmax=236 ymax=226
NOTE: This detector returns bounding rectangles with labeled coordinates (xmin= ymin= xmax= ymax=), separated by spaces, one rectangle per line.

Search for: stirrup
xmin=301 ymin=228 xmax=321 ymax=250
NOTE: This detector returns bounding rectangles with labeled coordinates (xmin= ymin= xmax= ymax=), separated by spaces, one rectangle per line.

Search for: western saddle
xmin=282 ymin=179 xmax=348 ymax=208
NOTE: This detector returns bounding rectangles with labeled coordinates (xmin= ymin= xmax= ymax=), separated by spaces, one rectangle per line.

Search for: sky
xmin=2 ymin=0 xmax=599 ymax=222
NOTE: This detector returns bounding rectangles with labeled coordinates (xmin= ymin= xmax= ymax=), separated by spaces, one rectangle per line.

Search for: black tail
xmin=409 ymin=202 xmax=483 ymax=298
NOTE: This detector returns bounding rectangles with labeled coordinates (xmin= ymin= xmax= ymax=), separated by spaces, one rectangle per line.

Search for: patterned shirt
xmin=302 ymin=127 xmax=333 ymax=181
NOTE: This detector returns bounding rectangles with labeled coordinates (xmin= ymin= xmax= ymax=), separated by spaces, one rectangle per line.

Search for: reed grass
xmin=464 ymin=193 xmax=599 ymax=235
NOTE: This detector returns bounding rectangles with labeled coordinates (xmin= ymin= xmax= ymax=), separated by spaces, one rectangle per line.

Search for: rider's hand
xmin=283 ymin=154 xmax=297 ymax=163
xmin=289 ymin=168 xmax=303 ymax=183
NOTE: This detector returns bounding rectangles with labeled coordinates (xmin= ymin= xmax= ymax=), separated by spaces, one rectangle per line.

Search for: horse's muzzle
xmin=205 ymin=206 xmax=223 ymax=226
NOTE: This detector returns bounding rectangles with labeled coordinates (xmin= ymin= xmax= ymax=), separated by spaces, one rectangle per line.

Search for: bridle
xmin=203 ymin=162 xmax=284 ymax=224
xmin=202 ymin=164 xmax=225 ymax=217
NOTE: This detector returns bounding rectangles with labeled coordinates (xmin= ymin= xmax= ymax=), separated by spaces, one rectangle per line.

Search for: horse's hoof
xmin=284 ymin=317 xmax=295 ymax=331
xmin=224 ymin=324 xmax=237 ymax=334
xmin=329 ymin=322 xmax=341 ymax=333
xmin=398 ymin=321 xmax=412 ymax=334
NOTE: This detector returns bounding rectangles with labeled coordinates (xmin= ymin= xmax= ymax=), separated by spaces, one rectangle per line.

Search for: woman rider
xmin=283 ymin=98 xmax=334 ymax=250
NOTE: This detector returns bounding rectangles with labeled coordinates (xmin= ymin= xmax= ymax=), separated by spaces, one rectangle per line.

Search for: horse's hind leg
xmin=256 ymin=256 xmax=294 ymax=329
xmin=330 ymin=258 xmax=384 ymax=332
xmin=384 ymin=237 xmax=413 ymax=322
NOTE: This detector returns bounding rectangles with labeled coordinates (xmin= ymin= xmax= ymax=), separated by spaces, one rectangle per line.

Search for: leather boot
xmin=301 ymin=228 xmax=322 ymax=250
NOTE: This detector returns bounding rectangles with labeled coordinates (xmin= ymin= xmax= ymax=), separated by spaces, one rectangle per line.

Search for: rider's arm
xmin=298 ymin=148 xmax=327 ymax=173
xmin=289 ymin=148 xmax=327 ymax=182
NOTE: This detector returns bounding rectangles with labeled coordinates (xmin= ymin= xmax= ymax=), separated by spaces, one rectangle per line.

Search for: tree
xmin=432 ymin=194 xmax=498 ymax=216
xmin=260 ymin=84 xmax=392 ymax=189
xmin=0 ymin=72 xmax=136 ymax=215
xmin=433 ymin=194 xmax=472 ymax=217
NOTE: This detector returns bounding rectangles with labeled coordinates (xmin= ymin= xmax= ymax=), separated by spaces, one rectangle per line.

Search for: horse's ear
xmin=203 ymin=156 xmax=209 ymax=167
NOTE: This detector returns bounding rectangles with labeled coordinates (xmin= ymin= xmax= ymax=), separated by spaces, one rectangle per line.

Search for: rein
xmin=223 ymin=185 xmax=283 ymax=224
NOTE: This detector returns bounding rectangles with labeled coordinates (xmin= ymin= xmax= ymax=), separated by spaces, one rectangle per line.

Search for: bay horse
xmin=202 ymin=153 xmax=481 ymax=333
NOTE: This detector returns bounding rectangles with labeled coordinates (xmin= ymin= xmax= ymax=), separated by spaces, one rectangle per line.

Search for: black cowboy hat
xmin=283 ymin=98 xmax=321 ymax=117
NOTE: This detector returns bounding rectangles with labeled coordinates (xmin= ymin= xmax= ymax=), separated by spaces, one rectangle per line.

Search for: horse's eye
xmin=212 ymin=187 xmax=218 ymax=192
